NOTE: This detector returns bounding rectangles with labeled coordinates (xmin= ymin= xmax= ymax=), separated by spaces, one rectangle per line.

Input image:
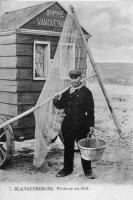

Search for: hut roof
xmin=0 ymin=1 xmax=56 ymax=32
xmin=0 ymin=1 xmax=91 ymax=37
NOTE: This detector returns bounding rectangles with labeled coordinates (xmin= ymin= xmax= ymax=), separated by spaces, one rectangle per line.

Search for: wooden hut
xmin=0 ymin=1 xmax=91 ymax=141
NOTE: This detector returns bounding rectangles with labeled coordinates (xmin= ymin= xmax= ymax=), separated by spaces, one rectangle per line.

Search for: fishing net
xmin=33 ymin=13 xmax=93 ymax=168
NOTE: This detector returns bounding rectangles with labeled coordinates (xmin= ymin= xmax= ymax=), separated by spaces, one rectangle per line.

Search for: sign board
xmin=22 ymin=3 xmax=67 ymax=32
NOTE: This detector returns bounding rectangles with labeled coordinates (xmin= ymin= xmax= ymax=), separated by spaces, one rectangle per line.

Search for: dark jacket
xmin=53 ymin=85 xmax=94 ymax=128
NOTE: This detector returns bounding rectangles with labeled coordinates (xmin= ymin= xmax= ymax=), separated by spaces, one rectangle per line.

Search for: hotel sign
xmin=22 ymin=3 xmax=66 ymax=32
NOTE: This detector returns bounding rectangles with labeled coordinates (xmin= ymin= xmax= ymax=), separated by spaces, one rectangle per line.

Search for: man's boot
xmin=81 ymin=158 xmax=95 ymax=179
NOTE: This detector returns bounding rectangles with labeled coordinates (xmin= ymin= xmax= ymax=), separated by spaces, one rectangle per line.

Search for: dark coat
xmin=53 ymin=85 xmax=95 ymax=131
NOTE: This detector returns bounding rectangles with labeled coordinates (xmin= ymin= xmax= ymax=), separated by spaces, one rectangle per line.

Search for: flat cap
xmin=69 ymin=70 xmax=82 ymax=79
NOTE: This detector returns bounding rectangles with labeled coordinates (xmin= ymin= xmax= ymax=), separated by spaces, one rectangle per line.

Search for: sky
xmin=0 ymin=0 xmax=133 ymax=63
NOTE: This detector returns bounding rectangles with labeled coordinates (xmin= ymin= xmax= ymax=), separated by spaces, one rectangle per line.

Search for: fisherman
xmin=53 ymin=69 xmax=95 ymax=179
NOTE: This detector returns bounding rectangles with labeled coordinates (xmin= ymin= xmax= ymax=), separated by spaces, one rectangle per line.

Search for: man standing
xmin=53 ymin=69 xmax=95 ymax=179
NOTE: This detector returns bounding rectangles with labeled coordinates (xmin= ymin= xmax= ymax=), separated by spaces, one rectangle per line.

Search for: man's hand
xmin=90 ymin=127 xmax=94 ymax=134
xmin=54 ymin=95 xmax=61 ymax=101
xmin=87 ymin=127 xmax=95 ymax=138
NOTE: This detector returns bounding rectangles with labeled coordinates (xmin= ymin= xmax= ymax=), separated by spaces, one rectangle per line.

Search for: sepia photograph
xmin=0 ymin=0 xmax=133 ymax=199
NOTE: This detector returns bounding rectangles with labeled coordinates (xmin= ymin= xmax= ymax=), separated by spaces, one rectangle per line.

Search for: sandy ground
xmin=0 ymin=83 xmax=133 ymax=189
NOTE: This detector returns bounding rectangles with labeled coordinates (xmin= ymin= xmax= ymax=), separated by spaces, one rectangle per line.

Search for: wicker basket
xmin=78 ymin=138 xmax=106 ymax=161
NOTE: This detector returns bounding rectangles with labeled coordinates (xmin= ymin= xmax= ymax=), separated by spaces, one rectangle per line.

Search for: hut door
xmin=33 ymin=41 xmax=50 ymax=80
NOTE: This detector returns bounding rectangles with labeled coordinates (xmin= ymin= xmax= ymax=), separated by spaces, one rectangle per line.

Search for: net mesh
xmin=33 ymin=13 xmax=93 ymax=168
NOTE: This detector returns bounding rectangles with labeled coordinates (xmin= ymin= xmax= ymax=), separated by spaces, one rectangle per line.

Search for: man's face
xmin=70 ymin=76 xmax=81 ymax=87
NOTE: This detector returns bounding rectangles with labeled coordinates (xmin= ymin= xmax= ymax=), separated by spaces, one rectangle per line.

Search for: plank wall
xmin=0 ymin=33 xmax=59 ymax=140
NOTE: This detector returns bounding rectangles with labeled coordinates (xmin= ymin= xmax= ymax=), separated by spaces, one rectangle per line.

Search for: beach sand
xmin=0 ymin=83 xmax=133 ymax=185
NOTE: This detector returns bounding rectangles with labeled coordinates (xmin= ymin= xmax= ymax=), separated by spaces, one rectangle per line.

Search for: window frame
xmin=33 ymin=40 xmax=50 ymax=80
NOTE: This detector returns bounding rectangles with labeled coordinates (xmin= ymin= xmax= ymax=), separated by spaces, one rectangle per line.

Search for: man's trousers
xmin=61 ymin=116 xmax=92 ymax=174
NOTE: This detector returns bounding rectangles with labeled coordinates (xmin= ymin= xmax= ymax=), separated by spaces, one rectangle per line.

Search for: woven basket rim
xmin=78 ymin=138 xmax=106 ymax=150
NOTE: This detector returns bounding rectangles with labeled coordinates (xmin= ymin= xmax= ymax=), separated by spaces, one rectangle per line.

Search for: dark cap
xmin=69 ymin=70 xmax=82 ymax=79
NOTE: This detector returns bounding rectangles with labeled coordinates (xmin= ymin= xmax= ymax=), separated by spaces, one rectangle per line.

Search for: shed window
xmin=33 ymin=41 xmax=50 ymax=80
xmin=59 ymin=43 xmax=75 ymax=79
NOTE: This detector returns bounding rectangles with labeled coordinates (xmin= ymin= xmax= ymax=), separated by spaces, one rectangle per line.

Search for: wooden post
xmin=69 ymin=5 xmax=123 ymax=139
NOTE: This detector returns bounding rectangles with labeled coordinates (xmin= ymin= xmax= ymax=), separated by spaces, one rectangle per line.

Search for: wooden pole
xmin=69 ymin=5 xmax=123 ymax=139
xmin=0 ymin=107 xmax=35 ymax=130
xmin=0 ymin=74 xmax=94 ymax=130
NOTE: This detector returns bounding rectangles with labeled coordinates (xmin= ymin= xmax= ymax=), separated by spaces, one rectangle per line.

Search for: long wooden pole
xmin=69 ymin=5 xmax=123 ymax=139
xmin=0 ymin=94 xmax=64 ymax=130
xmin=0 ymin=75 xmax=94 ymax=130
